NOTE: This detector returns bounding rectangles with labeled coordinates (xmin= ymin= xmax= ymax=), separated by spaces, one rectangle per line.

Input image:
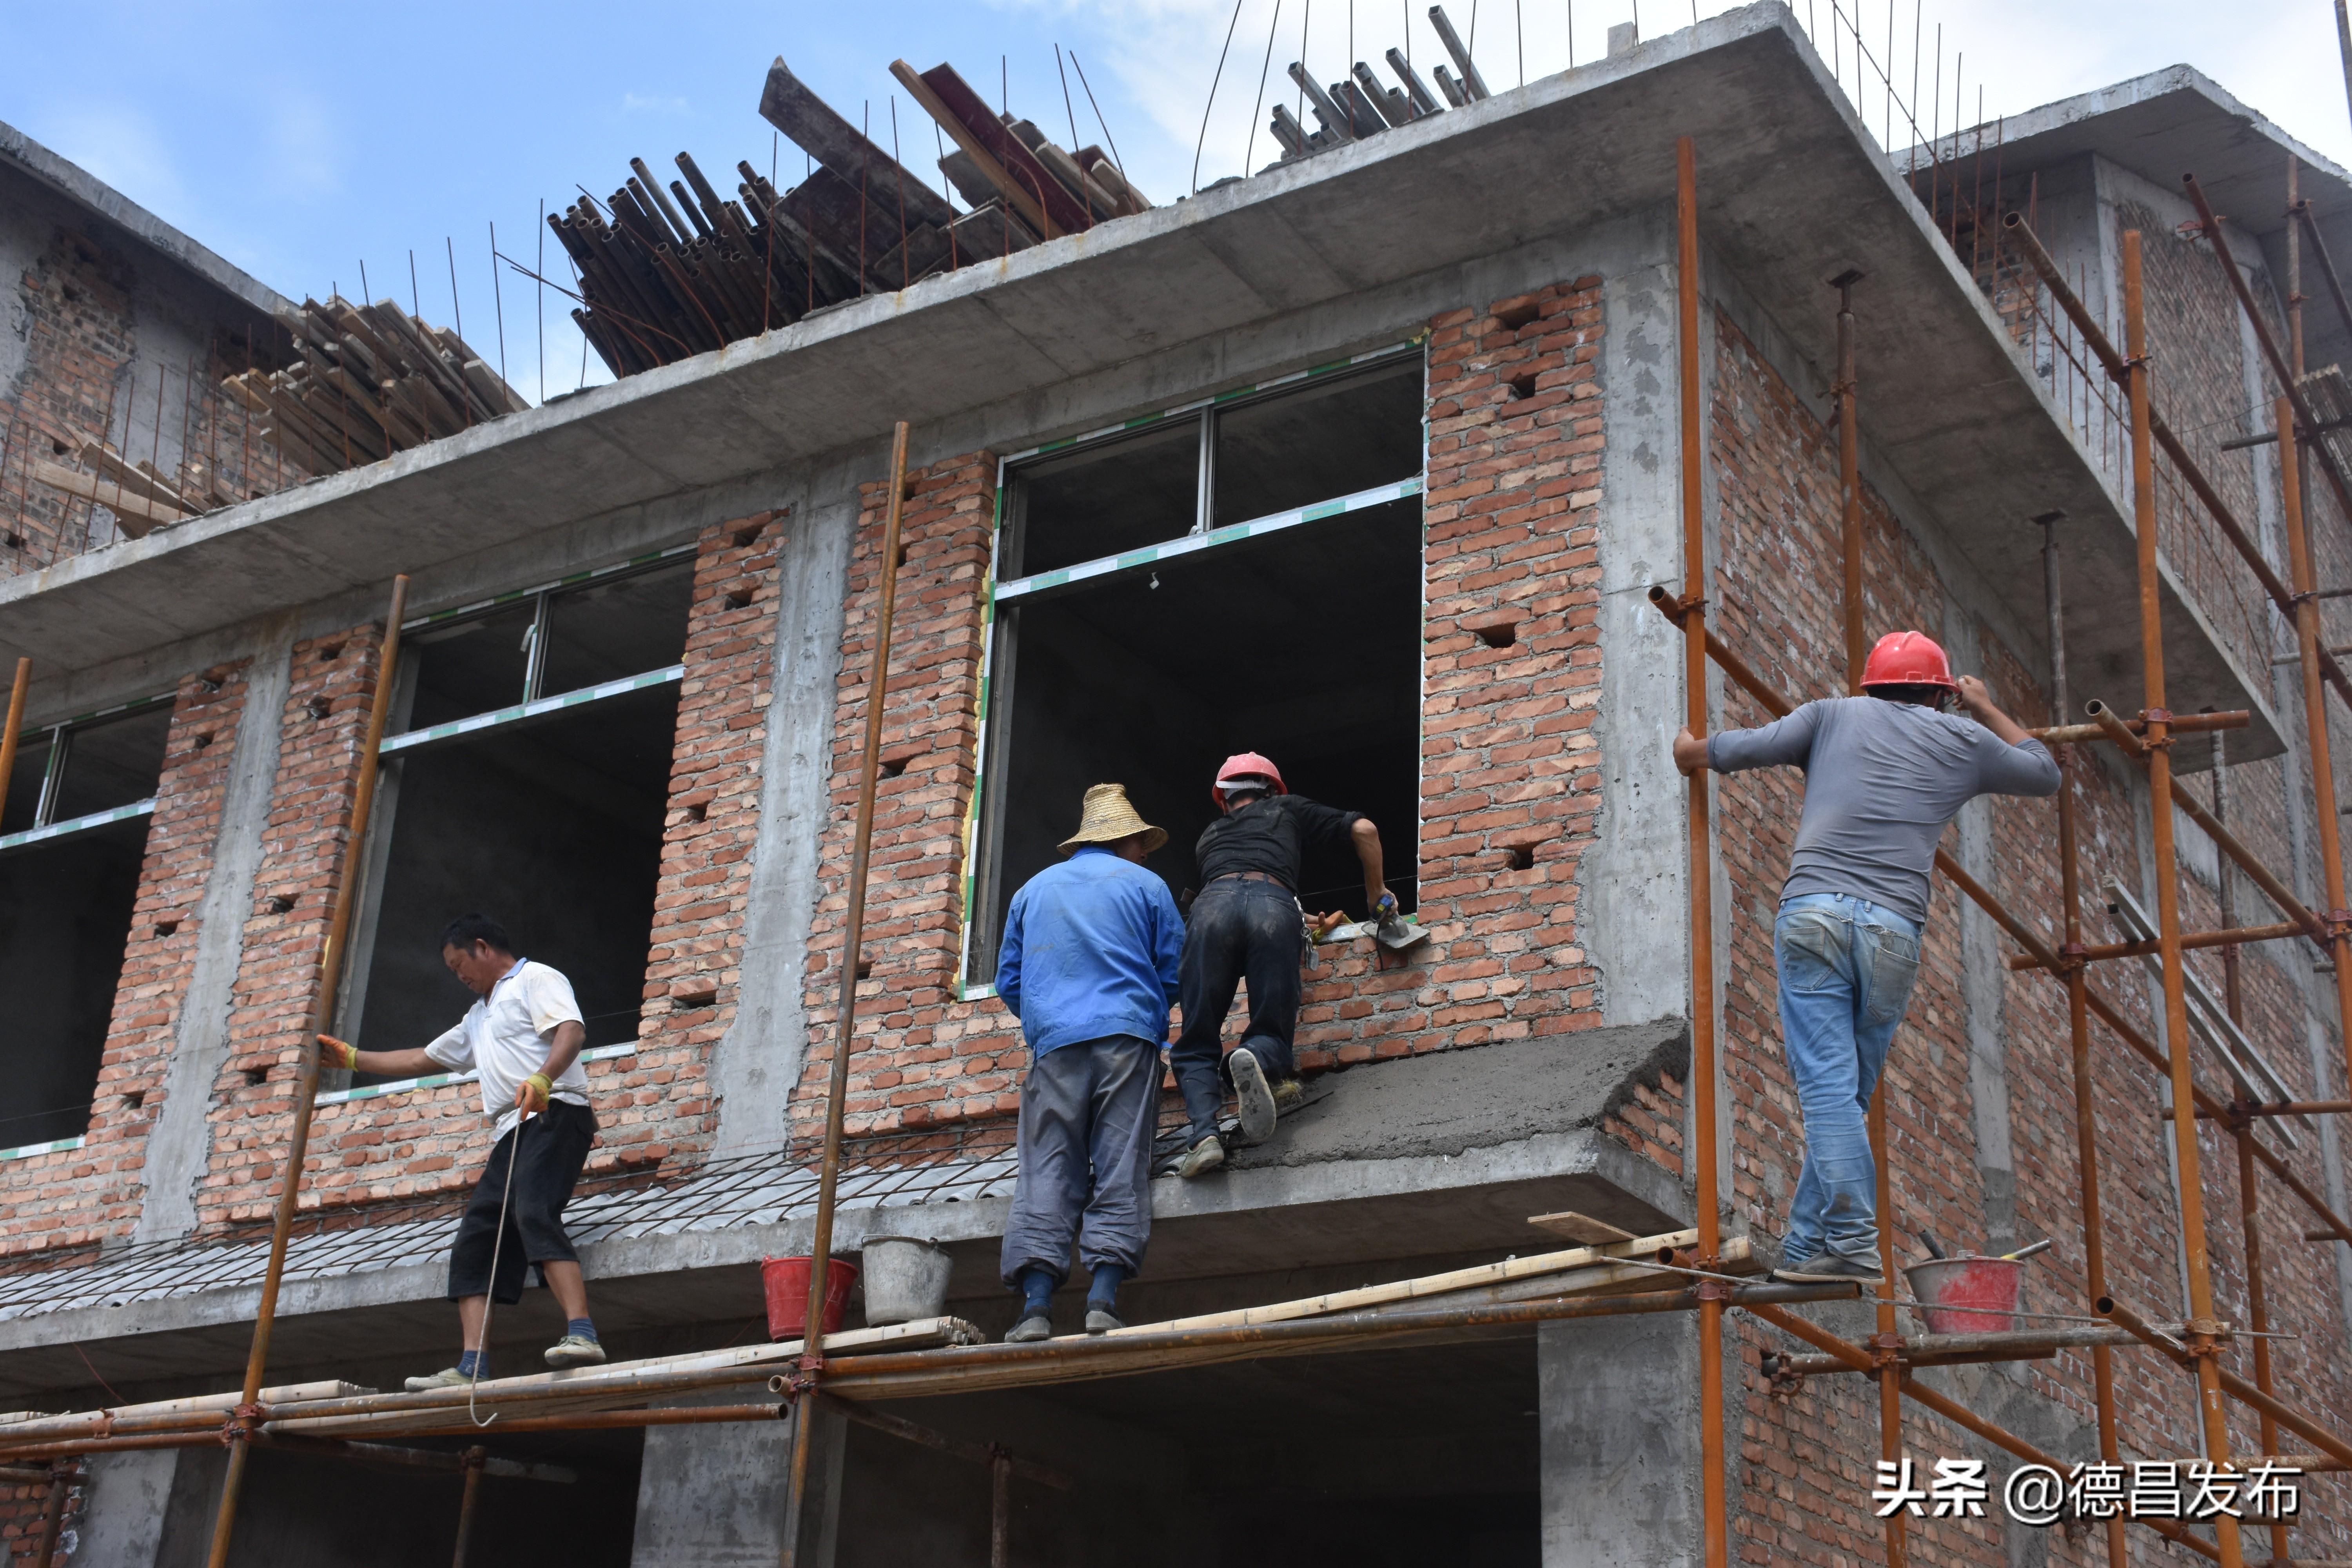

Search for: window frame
xmin=0 ymin=692 xmax=176 ymax=857
xmin=955 ymin=338 xmax=1429 ymax=999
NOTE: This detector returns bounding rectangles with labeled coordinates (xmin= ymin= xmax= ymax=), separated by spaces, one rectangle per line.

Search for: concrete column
xmin=74 ymin=1449 xmax=178 ymax=1566
xmin=1538 ymin=1312 xmax=1699 ymax=1568
xmin=630 ymin=1399 xmax=846 ymax=1567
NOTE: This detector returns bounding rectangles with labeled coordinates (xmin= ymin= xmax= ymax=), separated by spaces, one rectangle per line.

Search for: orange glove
xmin=515 ymin=1073 xmax=553 ymax=1117
xmin=318 ymin=1034 xmax=359 ymax=1071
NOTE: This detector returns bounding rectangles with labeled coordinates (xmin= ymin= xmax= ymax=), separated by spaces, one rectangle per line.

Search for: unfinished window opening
xmin=0 ymin=696 xmax=171 ymax=1147
xmin=1013 ymin=419 xmax=1199 ymax=578
xmin=339 ymin=554 xmax=694 ymax=1070
xmin=972 ymin=350 xmax=1425 ymax=986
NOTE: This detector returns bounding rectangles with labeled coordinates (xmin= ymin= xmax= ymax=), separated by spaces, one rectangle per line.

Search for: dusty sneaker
xmin=1271 ymin=1078 xmax=1305 ymax=1114
xmin=1773 ymin=1254 xmax=1885 ymax=1289
xmin=1004 ymin=1314 xmax=1054 ymax=1344
xmin=1229 ymin=1048 xmax=1277 ymax=1146
xmin=1085 ymin=1308 xmax=1124 ymax=1335
xmin=403 ymin=1366 xmax=474 ymax=1392
xmin=544 ymin=1335 xmax=607 ymax=1369
xmin=1175 ymin=1134 xmax=1225 ymax=1178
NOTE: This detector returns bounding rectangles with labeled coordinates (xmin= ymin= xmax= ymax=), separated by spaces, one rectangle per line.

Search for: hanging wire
xmin=1193 ymin=0 xmax=1251 ymax=192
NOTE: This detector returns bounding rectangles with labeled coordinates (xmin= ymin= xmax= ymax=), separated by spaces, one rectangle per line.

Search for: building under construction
xmin=0 ymin=7 xmax=2348 ymax=1564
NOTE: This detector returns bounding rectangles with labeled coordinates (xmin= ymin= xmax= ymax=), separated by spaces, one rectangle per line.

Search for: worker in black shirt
xmin=1171 ymin=751 xmax=1403 ymax=1177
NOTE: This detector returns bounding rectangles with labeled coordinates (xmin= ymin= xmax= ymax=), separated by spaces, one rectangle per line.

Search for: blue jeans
xmin=1774 ymin=893 xmax=1922 ymax=1267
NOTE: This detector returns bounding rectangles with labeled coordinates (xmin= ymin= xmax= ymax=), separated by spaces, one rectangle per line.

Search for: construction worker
xmin=1673 ymin=632 xmax=2058 ymax=1285
xmin=1171 ymin=752 xmax=1405 ymax=1178
xmin=995 ymin=784 xmax=1185 ymax=1341
xmin=319 ymin=914 xmax=606 ymax=1387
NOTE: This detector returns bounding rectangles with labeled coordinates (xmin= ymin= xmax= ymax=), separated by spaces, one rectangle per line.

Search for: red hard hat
xmin=1212 ymin=751 xmax=1287 ymax=807
xmin=1860 ymin=631 xmax=1959 ymax=692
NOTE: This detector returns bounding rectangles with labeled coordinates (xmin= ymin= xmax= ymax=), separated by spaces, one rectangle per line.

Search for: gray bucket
xmin=860 ymin=1236 xmax=954 ymax=1325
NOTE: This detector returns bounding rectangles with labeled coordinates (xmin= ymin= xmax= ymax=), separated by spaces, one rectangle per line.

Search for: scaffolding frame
xmin=0 ymin=134 xmax=2347 ymax=1568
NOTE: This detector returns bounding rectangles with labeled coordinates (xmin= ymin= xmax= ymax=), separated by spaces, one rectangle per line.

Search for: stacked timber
xmin=559 ymin=56 xmax=1156 ymax=379
xmin=219 ymin=297 xmax=530 ymax=477
xmin=28 ymin=439 xmax=212 ymax=539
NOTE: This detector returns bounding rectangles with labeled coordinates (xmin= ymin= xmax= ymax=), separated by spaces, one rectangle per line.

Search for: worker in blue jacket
xmin=995 ymin=783 xmax=1184 ymax=1341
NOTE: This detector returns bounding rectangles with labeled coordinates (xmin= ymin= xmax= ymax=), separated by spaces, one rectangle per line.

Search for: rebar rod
xmin=2274 ymin=395 xmax=2352 ymax=1210
xmin=1674 ymin=136 xmax=1731 ymax=1568
xmin=2125 ymin=231 xmax=2248 ymax=1568
xmin=780 ymin=420 xmax=911 ymax=1568
xmin=2046 ymin=515 xmax=2130 ymax=1568
xmin=206 ymin=574 xmax=410 ymax=1568
xmin=1746 ymin=1301 xmax=2227 ymax=1561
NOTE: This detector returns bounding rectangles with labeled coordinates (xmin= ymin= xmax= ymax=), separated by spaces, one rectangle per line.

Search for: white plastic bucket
xmin=860 ymin=1236 xmax=954 ymax=1325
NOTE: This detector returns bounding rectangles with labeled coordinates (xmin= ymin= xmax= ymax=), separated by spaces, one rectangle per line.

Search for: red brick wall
xmin=0 ymin=661 xmax=250 ymax=1256
xmin=1704 ymin=304 xmax=2352 ymax=1560
xmin=0 ymin=1472 xmax=76 ymax=1564
xmin=2 ymin=222 xmax=302 ymax=574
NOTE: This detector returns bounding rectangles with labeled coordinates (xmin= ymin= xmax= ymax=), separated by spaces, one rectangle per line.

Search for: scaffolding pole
xmin=780 ymin=421 xmax=912 ymax=1568
xmin=1673 ymin=133 xmax=1731 ymax=1568
xmin=205 ymin=574 xmax=410 ymax=1568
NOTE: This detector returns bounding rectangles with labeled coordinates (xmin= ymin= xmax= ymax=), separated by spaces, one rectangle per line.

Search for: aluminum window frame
xmin=0 ymin=692 xmax=175 ymax=856
xmin=955 ymin=339 xmax=1430 ymax=998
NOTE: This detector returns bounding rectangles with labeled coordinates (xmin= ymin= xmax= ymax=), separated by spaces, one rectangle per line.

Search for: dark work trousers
xmin=999 ymin=1035 xmax=1161 ymax=1289
xmin=1171 ymin=877 xmax=1303 ymax=1145
xmin=447 ymin=1100 xmax=598 ymax=1305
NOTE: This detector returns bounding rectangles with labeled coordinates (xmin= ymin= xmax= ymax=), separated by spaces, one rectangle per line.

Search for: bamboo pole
xmin=205 ymin=574 xmax=410 ymax=1568
xmin=1674 ymin=135 xmax=1731 ymax=1568
xmin=780 ymin=421 xmax=911 ymax=1568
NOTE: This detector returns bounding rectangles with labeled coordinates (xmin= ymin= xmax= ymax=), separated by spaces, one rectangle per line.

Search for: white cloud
xmin=622 ymin=92 xmax=694 ymax=115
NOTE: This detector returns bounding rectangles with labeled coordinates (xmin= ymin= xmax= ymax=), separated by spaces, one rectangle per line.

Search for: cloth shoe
xmin=1005 ymin=1314 xmax=1054 ymax=1343
xmin=1772 ymin=1254 xmax=1885 ymax=1288
xmin=544 ymin=1334 xmax=607 ymax=1369
xmin=1175 ymin=1134 xmax=1225 ymax=1178
xmin=1229 ymin=1048 xmax=1277 ymax=1146
xmin=403 ymin=1366 xmax=475 ymax=1392
xmin=1085 ymin=1308 xmax=1124 ymax=1335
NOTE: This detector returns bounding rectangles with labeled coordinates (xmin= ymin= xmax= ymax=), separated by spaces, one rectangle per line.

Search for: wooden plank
xmin=30 ymin=459 xmax=182 ymax=533
xmin=759 ymin=56 xmax=959 ymax=230
xmin=890 ymin=60 xmax=1063 ymax=240
xmin=913 ymin=64 xmax=1095 ymax=236
xmin=1096 ymin=1227 xmax=1703 ymax=1339
xmin=1528 ymin=1211 xmax=1640 ymax=1245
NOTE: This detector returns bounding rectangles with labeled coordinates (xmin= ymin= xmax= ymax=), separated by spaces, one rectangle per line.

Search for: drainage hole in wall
xmin=1474 ymin=622 xmax=1519 ymax=650
xmin=1504 ymin=844 xmax=1537 ymax=871
xmin=268 ymin=894 xmax=296 ymax=914
xmin=245 ymin=1067 xmax=270 ymax=1087
xmin=154 ymin=920 xmax=179 ymax=938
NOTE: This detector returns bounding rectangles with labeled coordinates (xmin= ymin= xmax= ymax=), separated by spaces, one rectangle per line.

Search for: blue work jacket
xmin=995 ymin=847 xmax=1184 ymax=1056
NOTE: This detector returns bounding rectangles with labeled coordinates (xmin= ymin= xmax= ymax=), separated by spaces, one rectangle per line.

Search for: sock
xmin=566 ymin=1317 xmax=598 ymax=1342
xmin=1018 ymin=1266 xmax=1056 ymax=1318
xmin=457 ymin=1348 xmax=487 ymax=1378
xmin=1087 ymin=1264 xmax=1127 ymax=1310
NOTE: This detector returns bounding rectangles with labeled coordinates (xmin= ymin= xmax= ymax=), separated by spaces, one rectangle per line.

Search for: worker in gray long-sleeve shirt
xmin=1673 ymin=631 xmax=2059 ymax=1284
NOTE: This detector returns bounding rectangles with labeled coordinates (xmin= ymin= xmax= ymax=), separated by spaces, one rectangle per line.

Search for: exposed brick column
xmin=794 ymin=452 xmax=1018 ymax=1140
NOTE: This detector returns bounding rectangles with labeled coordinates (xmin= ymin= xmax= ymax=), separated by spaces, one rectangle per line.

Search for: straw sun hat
xmin=1058 ymin=783 xmax=1168 ymax=855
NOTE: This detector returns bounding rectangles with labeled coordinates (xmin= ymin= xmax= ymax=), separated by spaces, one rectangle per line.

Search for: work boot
xmin=1085 ymin=1308 xmax=1125 ymax=1335
xmin=1271 ymin=1078 xmax=1304 ymax=1115
xmin=1004 ymin=1314 xmax=1054 ymax=1343
xmin=1773 ymin=1254 xmax=1885 ymax=1289
xmin=1175 ymin=1134 xmax=1225 ymax=1178
xmin=1229 ymin=1048 xmax=1277 ymax=1146
xmin=403 ymin=1366 xmax=475 ymax=1392
xmin=544 ymin=1334 xmax=607 ymax=1369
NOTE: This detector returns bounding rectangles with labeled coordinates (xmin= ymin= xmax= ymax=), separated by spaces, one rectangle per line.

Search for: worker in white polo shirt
xmin=319 ymin=913 xmax=604 ymax=1389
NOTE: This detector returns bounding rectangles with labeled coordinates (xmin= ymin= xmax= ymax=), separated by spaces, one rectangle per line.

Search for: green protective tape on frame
xmin=378 ymin=666 xmax=686 ymax=754
xmin=0 ymin=798 xmax=158 ymax=855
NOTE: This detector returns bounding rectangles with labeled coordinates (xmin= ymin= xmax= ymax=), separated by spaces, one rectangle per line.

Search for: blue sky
xmin=7 ymin=0 xmax=2350 ymax=404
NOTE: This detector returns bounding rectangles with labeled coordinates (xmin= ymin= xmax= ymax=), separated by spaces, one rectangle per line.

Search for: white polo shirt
xmin=423 ymin=958 xmax=592 ymax=1142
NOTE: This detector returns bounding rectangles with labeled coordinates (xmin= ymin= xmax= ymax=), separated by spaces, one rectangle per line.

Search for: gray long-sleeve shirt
xmin=1707 ymin=695 xmax=2060 ymax=926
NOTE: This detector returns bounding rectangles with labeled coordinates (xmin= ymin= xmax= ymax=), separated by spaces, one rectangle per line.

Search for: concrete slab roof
xmin=1932 ymin=64 xmax=2352 ymax=378
xmin=0 ymin=4 xmax=2280 ymax=752
xmin=0 ymin=117 xmax=293 ymax=321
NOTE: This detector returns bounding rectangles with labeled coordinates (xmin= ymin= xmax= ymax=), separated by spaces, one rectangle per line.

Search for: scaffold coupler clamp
xmin=2324 ymin=908 xmax=2352 ymax=942
xmin=222 ymin=1402 xmax=265 ymax=1447
xmin=1760 ymin=1352 xmax=1805 ymax=1395
xmin=1693 ymin=1275 xmax=1735 ymax=1304
xmin=2138 ymin=708 xmax=2175 ymax=748
xmin=1869 ymin=1331 xmax=1904 ymax=1372
xmin=2058 ymin=941 xmax=2089 ymax=975
xmin=2183 ymin=1317 xmax=2228 ymax=1359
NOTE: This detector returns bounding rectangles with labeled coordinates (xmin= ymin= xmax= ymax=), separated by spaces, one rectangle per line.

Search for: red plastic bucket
xmin=762 ymin=1256 xmax=859 ymax=1342
xmin=1903 ymin=1256 xmax=2024 ymax=1335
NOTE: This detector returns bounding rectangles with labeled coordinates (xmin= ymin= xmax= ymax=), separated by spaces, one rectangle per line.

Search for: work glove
xmin=515 ymin=1073 xmax=553 ymax=1118
xmin=318 ymin=1034 xmax=359 ymax=1072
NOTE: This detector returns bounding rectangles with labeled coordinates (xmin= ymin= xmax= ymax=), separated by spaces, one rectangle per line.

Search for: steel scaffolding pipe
xmin=206 ymin=574 xmax=410 ymax=1568
xmin=2005 ymin=920 xmax=2307 ymax=970
xmin=2098 ymin=1296 xmax=2352 ymax=1469
xmin=1760 ymin=1322 xmax=2149 ymax=1376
